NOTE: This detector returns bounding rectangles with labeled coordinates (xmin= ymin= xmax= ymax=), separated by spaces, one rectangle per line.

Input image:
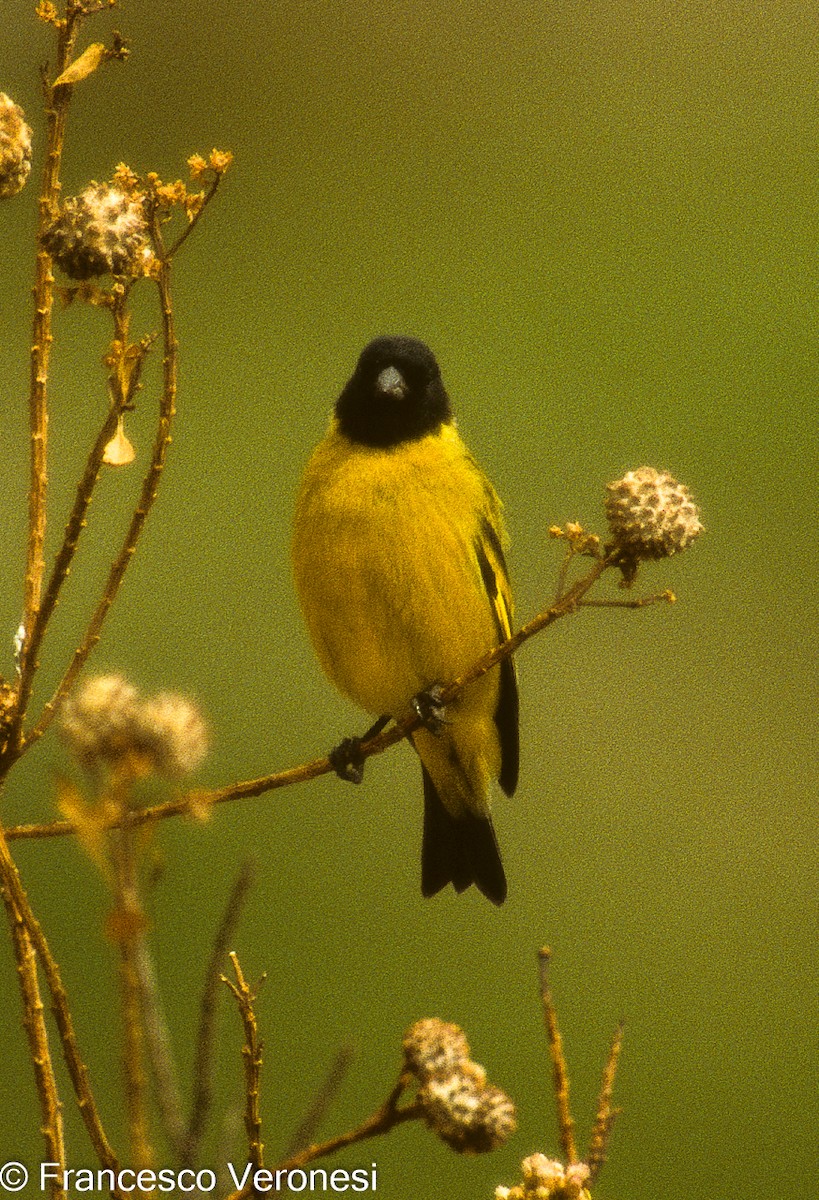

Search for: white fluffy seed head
xmin=42 ymin=182 xmax=149 ymax=278
xmin=419 ymin=1062 xmax=517 ymax=1154
xmin=403 ymin=1018 xmax=471 ymax=1081
xmin=605 ymin=466 xmax=703 ymax=561
xmin=59 ymin=675 xmax=209 ymax=777
xmin=0 ymin=93 xmax=32 ymax=199
xmin=496 ymin=1154 xmax=592 ymax=1200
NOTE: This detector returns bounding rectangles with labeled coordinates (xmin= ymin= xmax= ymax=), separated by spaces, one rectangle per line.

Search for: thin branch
xmin=15 ymin=11 xmax=84 ymax=749
xmin=28 ymin=221 xmax=179 ymax=745
xmin=284 ymin=1043 xmax=356 ymax=1156
xmin=538 ymin=946 xmax=577 ymax=1165
xmin=0 ymin=884 xmax=66 ymax=1200
xmin=11 ymin=399 xmax=125 ymax=756
xmin=586 ymin=1021 xmax=624 ymax=1183
xmin=164 ymin=170 xmax=225 ymax=260
xmin=222 ymin=953 xmax=265 ymax=1176
xmin=275 ymin=1077 xmax=420 ymax=1174
xmin=182 ymin=860 xmax=256 ymax=1166
xmin=0 ymin=826 xmax=126 ymax=1197
xmin=224 ymin=1076 xmax=419 ymax=1200
xmin=133 ymin=935 xmax=186 ymax=1160
xmin=8 ymin=554 xmax=624 ymax=842
xmin=579 ymin=589 xmax=675 ymax=609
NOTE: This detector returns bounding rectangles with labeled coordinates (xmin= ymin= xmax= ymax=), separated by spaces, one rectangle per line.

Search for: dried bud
xmin=0 ymin=93 xmax=32 ymax=199
xmin=403 ymin=1018 xmax=471 ymax=1081
xmin=419 ymin=1062 xmax=517 ymax=1154
xmin=496 ymin=1154 xmax=591 ymax=1200
xmin=605 ymin=467 xmax=703 ymax=566
xmin=136 ymin=692 xmax=209 ymax=778
xmin=42 ymin=182 xmax=149 ymax=278
xmin=59 ymin=674 xmax=141 ymax=768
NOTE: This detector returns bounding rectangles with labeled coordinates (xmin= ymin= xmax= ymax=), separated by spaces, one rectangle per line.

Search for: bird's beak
xmin=375 ymin=365 xmax=407 ymax=398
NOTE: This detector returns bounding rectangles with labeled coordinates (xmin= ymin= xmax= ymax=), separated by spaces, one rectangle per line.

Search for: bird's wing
xmin=474 ymin=487 xmax=519 ymax=798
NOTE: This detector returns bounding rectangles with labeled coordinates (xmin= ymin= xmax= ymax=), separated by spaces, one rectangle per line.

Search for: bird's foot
xmin=411 ymin=685 xmax=449 ymax=734
xmin=329 ymin=715 xmax=391 ymax=784
xmin=329 ymin=737 xmax=366 ymax=784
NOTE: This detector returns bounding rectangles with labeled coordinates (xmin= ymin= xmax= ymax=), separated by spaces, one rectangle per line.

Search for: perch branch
xmin=7 ymin=552 xmax=655 ymax=842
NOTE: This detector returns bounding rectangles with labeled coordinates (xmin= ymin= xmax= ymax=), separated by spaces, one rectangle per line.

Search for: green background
xmin=0 ymin=1 xmax=816 ymax=1197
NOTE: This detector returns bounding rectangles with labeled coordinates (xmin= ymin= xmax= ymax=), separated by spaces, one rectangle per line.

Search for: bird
xmin=292 ymin=335 xmax=518 ymax=904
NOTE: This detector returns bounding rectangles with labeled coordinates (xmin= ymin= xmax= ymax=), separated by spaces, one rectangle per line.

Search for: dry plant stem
xmin=133 ymin=938 xmax=187 ymax=1161
xmin=284 ymin=1043 xmax=356 ymax=1156
xmin=0 ymin=884 xmax=66 ymax=1200
xmin=0 ymin=827 xmax=125 ymax=1196
xmin=223 ymin=953 xmax=265 ymax=1175
xmin=11 ymin=399 xmax=126 ymax=758
xmin=8 ymin=555 xmax=617 ymax=843
xmin=226 ymin=1080 xmax=419 ymax=1200
xmin=538 ymin=947 xmax=577 ymax=1165
xmin=586 ymin=1021 xmax=624 ymax=1183
xmin=16 ymin=13 xmax=84 ymax=747
xmin=29 ymin=229 xmax=179 ymax=746
xmin=183 ymin=861 xmax=256 ymax=1167
xmin=275 ymin=1077 xmax=420 ymax=1175
xmin=110 ymin=820 xmax=155 ymax=1169
xmin=166 ymin=171 xmax=225 ymax=259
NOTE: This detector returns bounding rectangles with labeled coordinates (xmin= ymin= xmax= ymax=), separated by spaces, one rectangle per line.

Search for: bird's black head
xmin=335 ymin=335 xmax=453 ymax=448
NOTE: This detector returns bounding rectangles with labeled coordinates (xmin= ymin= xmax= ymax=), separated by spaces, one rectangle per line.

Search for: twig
xmin=29 ymin=215 xmax=179 ymax=744
xmin=183 ymin=861 xmax=256 ymax=1166
xmin=15 ymin=8 xmax=84 ymax=750
xmin=224 ymin=1075 xmax=419 ymax=1200
xmin=275 ymin=1077 xmax=420 ymax=1174
xmin=0 ymin=883 xmax=66 ymax=1200
xmin=8 ymin=554 xmax=628 ymax=842
xmin=586 ymin=1021 xmax=624 ymax=1182
xmin=579 ymin=589 xmax=675 ymax=609
xmin=538 ymin=946 xmax=577 ymax=1165
xmin=12 ymin=400 xmax=125 ymax=756
xmin=284 ymin=1043 xmax=356 ymax=1156
xmin=109 ymin=817 xmax=154 ymax=1169
xmin=222 ymin=953 xmax=266 ymax=1176
xmin=164 ymin=170 xmax=225 ymax=260
xmin=133 ymin=933 xmax=186 ymax=1160
xmin=0 ymin=826 xmax=126 ymax=1197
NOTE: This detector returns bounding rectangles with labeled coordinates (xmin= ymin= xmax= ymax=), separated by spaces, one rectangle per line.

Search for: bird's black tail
xmin=420 ymin=765 xmax=507 ymax=906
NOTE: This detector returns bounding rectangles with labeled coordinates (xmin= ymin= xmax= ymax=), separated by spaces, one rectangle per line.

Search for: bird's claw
xmin=329 ymin=737 xmax=366 ymax=784
xmin=411 ymin=685 xmax=448 ymax=734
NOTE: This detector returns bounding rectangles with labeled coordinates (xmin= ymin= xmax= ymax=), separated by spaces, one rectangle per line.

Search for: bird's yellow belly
xmin=293 ymin=442 xmax=499 ymax=716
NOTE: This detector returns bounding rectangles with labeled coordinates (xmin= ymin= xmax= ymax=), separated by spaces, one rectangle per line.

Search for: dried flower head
xmin=59 ymin=674 xmax=142 ymax=768
xmin=496 ymin=1154 xmax=592 ymax=1200
xmin=136 ymin=691 xmax=209 ymax=778
xmin=403 ymin=1018 xmax=471 ymax=1081
xmin=42 ymin=181 xmax=149 ymax=279
xmin=605 ymin=467 xmax=702 ymax=576
xmin=419 ymin=1061 xmax=517 ymax=1154
xmin=60 ymin=675 xmax=208 ymax=777
xmin=0 ymin=92 xmax=32 ymax=199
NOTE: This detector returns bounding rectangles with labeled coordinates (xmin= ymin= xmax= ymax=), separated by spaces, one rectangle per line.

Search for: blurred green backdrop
xmin=0 ymin=1 xmax=816 ymax=1198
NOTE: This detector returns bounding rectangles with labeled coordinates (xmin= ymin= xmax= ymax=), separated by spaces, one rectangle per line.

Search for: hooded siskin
xmin=292 ymin=336 xmax=519 ymax=904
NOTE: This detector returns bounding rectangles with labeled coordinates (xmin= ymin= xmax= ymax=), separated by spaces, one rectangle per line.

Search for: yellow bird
xmin=292 ymin=336 xmax=518 ymax=904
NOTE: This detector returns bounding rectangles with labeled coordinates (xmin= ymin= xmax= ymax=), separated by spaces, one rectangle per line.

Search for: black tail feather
xmin=420 ymin=766 xmax=507 ymax=905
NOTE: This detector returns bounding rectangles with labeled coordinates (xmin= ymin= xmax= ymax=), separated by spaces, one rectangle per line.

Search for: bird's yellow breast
xmin=292 ymin=422 xmax=505 ymax=717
